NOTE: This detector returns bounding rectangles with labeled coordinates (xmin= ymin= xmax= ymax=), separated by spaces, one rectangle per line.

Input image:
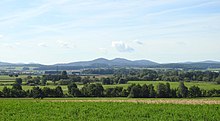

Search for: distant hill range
xmin=1 ymin=58 xmax=220 ymax=70
xmin=55 ymin=58 xmax=158 ymax=67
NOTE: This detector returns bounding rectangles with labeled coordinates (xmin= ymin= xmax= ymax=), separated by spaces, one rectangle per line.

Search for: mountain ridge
xmin=55 ymin=58 xmax=158 ymax=67
xmin=1 ymin=58 xmax=220 ymax=70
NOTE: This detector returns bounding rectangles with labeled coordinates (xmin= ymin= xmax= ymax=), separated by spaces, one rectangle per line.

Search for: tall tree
xmin=177 ymin=82 xmax=188 ymax=98
xmin=67 ymin=82 xmax=78 ymax=94
xmin=15 ymin=78 xmax=22 ymax=85
xmin=12 ymin=83 xmax=22 ymax=90
xmin=31 ymin=87 xmax=43 ymax=99
xmin=55 ymin=86 xmax=63 ymax=97
xmin=141 ymin=84 xmax=149 ymax=98
xmin=188 ymin=85 xmax=201 ymax=98
xmin=128 ymin=85 xmax=142 ymax=98
xmin=165 ymin=83 xmax=171 ymax=97
xmin=156 ymin=83 xmax=167 ymax=98
xmin=2 ymin=87 xmax=11 ymax=97
xmin=216 ymin=76 xmax=220 ymax=84
xmin=148 ymin=84 xmax=156 ymax=98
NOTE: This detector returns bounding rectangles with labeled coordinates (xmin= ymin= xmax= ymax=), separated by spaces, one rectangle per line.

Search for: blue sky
xmin=0 ymin=0 xmax=220 ymax=64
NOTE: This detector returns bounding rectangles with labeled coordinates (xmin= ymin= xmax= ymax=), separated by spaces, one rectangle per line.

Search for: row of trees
xmin=81 ymin=68 xmax=220 ymax=83
xmin=1 ymin=82 xmax=220 ymax=98
xmin=101 ymin=77 xmax=128 ymax=85
xmin=0 ymin=84 xmax=64 ymax=98
xmin=9 ymin=69 xmax=220 ymax=88
xmin=115 ymin=69 xmax=220 ymax=82
xmin=67 ymin=82 xmax=220 ymax=98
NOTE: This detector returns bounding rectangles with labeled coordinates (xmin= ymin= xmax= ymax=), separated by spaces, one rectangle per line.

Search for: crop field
xmin=0 ymin=98 xmax=219 ymax=121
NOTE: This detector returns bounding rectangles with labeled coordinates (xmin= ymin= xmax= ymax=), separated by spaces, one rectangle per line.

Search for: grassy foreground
xmin=0 ymin=98 xmax=220 ymax=121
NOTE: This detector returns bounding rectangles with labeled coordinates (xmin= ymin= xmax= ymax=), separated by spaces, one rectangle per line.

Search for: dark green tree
xmin=165 ymin=83 xmax=171 ymax=97
xmin=41 ymin=77 xmax=47 ymax=86
xmin=141 ymin=84 xmax=149 ymax=98
xmin=156 ymin=83 xmax=167 ymax=98
xmin=2 ymin=87 xmax=11 ymax=97
xmin=81 ymin=83 xmax=104 ymax=97
xmin=67 ymin=82 xmax=77 ymax=94
xmin=31 ymin=87 xmax=43 ymax=99
xmin=118 ymin=78 xmax=128 ymax=84
xmin=170 ymin=88 xmax=177 ymax=98
xmin=12 ymin=83 xmax=22 ymax=90
xmin=15 ymin=78 xmax=22 ymax=85
xmin=148 ymin=84 xmax=156 ymax=98
xmin=128 ymin=84 xmax=142 ymax=98
xmin=70 ymin=87 xmax=81 ymax=97
xmin=216 ymin=76 xmax=220 ymax=84
xmin=61 ymin=71 xmax=68 ymax=79
xmin=177 ymin=82 xmax=188 ymax=98
xmin=101 ymin=77 xmax=113 ymax=85
xmin=42 ymin=87 xmax=52 ymax=97
xmin=55 ymin=86 xmax=63 ymax=97
xmin=62 ymin=71 xmax=67 ymax=76
xmin=188 ymin=85 xmax=201 ymax=98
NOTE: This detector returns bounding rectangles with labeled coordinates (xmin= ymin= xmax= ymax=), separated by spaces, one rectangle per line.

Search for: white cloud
xmin=0 ymin=34 xmax=3 ymax=38
xmin=56 ymin=40 xmax=74 ymax=49
xmin=38 ymin=43 xmax=48 ymax=47
xmin=112 ymin=41 xmax=134 ymax=52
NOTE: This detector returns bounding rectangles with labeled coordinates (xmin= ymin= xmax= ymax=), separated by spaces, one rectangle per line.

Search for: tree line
xmin=83 ymin=68 xmax=220 ymax=83
xmin=1 ymin=82 xmax=219 ymax=98
xmin=6 ymin=69 xmax=220 ymax=88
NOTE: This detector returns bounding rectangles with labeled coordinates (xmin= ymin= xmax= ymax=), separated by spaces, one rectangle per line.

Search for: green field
xmin=0 ymin=75 xmax=38 ymax=84
xmin=0 ymin=98 xmax=219 ymax=121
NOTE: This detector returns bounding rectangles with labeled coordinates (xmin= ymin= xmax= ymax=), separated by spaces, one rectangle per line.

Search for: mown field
xmin=0 ymin=98 xmax=219 ymax=121
xmin=0 ymin=75 xmax=38 ymax=85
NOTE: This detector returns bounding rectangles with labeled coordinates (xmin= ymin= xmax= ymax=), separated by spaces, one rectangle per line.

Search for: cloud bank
xmin=112 ymin=41 xmax=134 ymax=52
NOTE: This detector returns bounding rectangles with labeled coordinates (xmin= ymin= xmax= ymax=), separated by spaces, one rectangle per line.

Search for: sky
xmin=0 ymin=0 xmax=220 ymax=64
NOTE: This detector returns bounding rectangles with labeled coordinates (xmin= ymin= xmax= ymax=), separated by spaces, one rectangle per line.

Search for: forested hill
xmin=35 ymin=59 xmax=220 ymax=70
xmin=1 ymin=58 xmax=220 ymax=70
xmin=55 ymin=58 xmax=158 ymax=67
xmin=150 ymin=62 xmax=220 ymax=70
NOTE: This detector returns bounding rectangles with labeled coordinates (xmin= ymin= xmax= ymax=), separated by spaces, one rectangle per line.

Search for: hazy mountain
xmin=182 ymin=60 xmax=220 ymax=64
xmin=55 ymin=58 xmax=158 ymax=67
xmin=1 ymin=59 xmax=220 ymax=70
xmin=199 ymin=60 xmax=220 ymax=63
xmin=0 ymin=61 xmax=43 ymax=67
xmin=0 ymin=61 xmax=12 ymax=66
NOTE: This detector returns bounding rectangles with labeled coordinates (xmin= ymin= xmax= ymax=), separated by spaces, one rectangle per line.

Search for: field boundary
xmin=39 ymin=99 xmax=220 ymax=104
